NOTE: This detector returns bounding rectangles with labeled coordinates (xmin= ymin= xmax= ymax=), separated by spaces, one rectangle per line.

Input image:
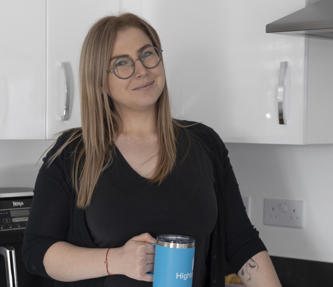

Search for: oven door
xmin=0 ymin=237 xmax=54 ymax=287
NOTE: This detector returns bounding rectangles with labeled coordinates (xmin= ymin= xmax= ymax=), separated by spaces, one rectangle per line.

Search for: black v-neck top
xmin=85 ymin=126 xmax=218 ymax=287
xmin=22 ymin=120 xmax=267 ymax=287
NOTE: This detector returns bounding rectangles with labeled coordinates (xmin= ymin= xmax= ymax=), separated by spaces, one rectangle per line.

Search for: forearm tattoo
xmin=239 ymin=258 xmax=259 ymax=281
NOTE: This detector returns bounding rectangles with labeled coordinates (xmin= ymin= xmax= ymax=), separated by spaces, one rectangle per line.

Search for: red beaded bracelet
xmin=105 ymin=248 xmax=112 ymax=275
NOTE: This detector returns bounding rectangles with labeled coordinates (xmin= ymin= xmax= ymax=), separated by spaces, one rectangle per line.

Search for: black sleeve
xmin=22 ymin=133 xmax=74 ymax=278
xmin=206 ymin=125 xmax=267 ymax=274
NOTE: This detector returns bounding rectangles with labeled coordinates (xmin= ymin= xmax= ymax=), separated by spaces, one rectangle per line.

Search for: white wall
xmin=0 ymin=140 xmax=53 ymax=187
xmin=226 ymin=143 xmax=333 ymax=263
xmin=1 ymin=140 xmax=333 ymax=263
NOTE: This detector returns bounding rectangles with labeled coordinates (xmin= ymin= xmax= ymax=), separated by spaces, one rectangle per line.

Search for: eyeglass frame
xmin=107 ymin=45 xmax=163 ymax=79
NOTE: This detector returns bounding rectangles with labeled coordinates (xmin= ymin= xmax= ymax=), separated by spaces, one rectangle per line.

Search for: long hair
xmin=47 ymin=13 xmax=197 ymax=208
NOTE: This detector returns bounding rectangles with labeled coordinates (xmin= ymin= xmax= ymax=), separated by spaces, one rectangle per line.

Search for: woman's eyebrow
xmin=110 ymin=44 xmax=152 ymax=61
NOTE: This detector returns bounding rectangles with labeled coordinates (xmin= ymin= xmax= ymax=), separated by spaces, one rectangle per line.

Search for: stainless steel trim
xmin=156 ymin=241 xmax=195 ymax=248
xmin=10 ymin=249 xmax=18 ymax=287
xmin=0 ymin=192 xmax=33 ymax=198
xmin=0 ymin=246 xmax=18 ymax=287
xmin=61 ymin=62 xmax=74 ymax=121
xmin=156 ymin=234 xmax=195 ymax=249
xmin=0 ymin=188 xmax=33 ymax=198
xmin=277 ymin=61 xmax=288 ymax=125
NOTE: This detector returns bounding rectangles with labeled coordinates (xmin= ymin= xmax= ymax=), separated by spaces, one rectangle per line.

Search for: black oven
xmin=0 ymin=187 xmax=53 ymax=287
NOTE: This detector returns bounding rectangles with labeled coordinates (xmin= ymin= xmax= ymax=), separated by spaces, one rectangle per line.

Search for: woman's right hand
xmin=112 ymin=232 xmax=157 ymax=282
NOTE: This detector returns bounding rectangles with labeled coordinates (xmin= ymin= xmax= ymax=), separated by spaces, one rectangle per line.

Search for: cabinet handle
xmin=0 ymin=246 xmax=18 ymax=287
xmin=277 ymin=61 xmax=288 ymax=125
xmin=61 ymin=62 xmax=74 ymax=121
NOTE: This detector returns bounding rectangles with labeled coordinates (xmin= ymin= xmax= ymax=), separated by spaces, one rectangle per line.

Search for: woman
xmin=22 ymin=13 xmax=282 ymax=287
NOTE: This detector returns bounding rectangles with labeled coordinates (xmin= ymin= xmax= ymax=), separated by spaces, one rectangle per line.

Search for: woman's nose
xmin=134 ymin=59 xmax=148 ymax=78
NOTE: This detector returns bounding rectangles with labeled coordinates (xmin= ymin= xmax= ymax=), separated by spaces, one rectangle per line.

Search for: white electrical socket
xmin=241 ymin=195 xmax=250 ymax=217
xmin=263 ymin=198 xmax=304 ymax=228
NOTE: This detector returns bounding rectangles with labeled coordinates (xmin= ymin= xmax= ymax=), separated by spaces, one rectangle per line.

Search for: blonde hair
xmin=48 ymin=13 xmax=197 ymax=208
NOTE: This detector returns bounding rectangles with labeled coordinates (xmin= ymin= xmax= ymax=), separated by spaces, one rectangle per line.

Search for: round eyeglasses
xmin=107 ymin=45 xmax=162 ymax=79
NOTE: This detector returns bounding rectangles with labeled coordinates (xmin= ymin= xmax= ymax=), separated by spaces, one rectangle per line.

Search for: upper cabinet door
xmin=46 ymin=0 xmax=120 ymax=139
xmin=122 ymin=0 xmax=312 ymax=144
xmin=0 ymin=0 xmax=46 ymax=139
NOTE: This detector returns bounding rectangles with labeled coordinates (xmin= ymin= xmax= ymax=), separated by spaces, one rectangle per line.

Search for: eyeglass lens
xmin=113 ymin=46 xmax=161 ymax=79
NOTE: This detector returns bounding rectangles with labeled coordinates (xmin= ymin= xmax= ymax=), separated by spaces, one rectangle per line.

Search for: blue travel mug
xmin=148 ymin=234 xmax=195 ymax=287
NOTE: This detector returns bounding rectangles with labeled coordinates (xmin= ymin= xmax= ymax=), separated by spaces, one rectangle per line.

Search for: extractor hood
xmin=266 ymin=0 xmax=333 ymax=39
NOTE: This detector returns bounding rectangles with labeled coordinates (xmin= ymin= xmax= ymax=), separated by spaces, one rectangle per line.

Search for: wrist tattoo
xmin=239 ymin=258 xmax=259 ymax=281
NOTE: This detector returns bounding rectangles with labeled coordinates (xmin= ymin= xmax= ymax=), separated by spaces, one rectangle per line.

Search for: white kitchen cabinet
xmin=46 ymin=0 xmax=120 ymax=139
xmin=0 ymin=0 xmax=120 ymax=140
xmin=3 ymin=1 xmax=333 ymax=144
xmin=0 ymin=0 xmax=46 ymax=139
xmin=121 ymin=0 xmax=333 ymax=144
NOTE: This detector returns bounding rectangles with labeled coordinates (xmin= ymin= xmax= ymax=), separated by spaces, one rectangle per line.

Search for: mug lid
xmin=156 ymin=234 xmax=195 ymax=248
